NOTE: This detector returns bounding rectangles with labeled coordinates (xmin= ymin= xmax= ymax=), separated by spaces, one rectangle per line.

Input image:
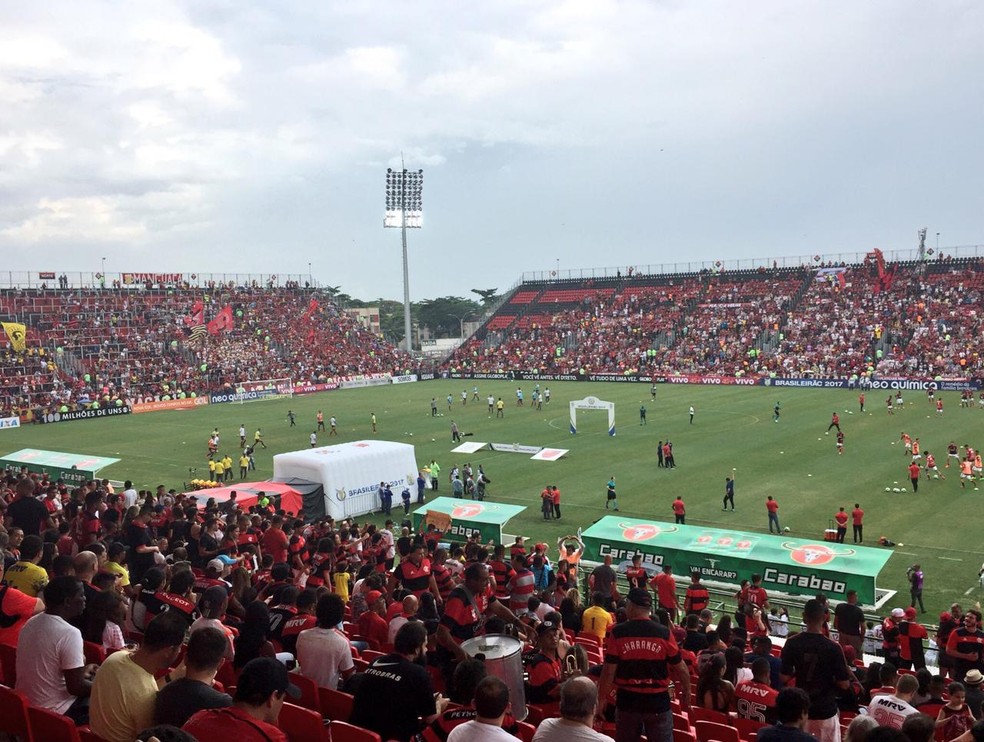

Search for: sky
xmin=2 ymin=1 xmax=983 ymax=301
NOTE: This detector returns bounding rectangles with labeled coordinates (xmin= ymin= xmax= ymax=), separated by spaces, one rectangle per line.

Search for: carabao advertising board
xmin=411 ymin=497 xmax=526 ymax=544
xmin=581 ymin=516 xmax=892 ymax=604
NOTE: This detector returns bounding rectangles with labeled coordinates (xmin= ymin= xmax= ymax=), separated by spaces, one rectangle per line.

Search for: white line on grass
xmin=965 ymin=587 xmax=977 ymax=596
xmin=939 ymin=556 xmax=963 ymax=562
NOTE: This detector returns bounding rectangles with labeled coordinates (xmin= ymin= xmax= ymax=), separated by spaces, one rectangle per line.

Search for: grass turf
xmin=4 ymin=381 xmax=982 ymax=614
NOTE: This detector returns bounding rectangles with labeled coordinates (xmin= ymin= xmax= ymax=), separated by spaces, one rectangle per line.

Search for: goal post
xmin=569 ymin=396 xmax=616 ymax=436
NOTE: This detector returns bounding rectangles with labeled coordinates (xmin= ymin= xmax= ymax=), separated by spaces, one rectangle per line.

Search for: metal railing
xmin=522 ymin=244 xmax=984 ymax=284
xmin=0 ymin=271 xmax=319 ymax=290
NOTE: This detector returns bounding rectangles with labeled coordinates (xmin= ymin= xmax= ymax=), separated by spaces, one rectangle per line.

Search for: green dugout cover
xmin=0 ymin=448 xmax=121 ymax=486
xmin=412 ymin=497 xmax=526 ymax=543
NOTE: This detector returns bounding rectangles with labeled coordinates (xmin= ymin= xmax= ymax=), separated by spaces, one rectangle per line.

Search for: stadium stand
xmin=445 ymin=257 xmax=984 ymax=379
xmin=0 ymin=286 xmax=411 ymax=419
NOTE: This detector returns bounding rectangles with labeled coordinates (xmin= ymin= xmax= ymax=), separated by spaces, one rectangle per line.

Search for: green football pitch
xmin=4 ymin=381 xmax=982 ymax=614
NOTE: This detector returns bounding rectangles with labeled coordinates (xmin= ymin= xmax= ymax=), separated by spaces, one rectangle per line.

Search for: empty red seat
xmin=28 ymin=705 xmax=81 ymax=742
xmin=328 ymin=720 xmax=381 ymax=742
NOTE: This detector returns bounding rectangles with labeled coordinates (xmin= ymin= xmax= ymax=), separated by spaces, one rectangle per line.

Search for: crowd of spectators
xmin=445 ymin=258 xmax=984 ymax=380
xmin=2 ymin=468 xmax=982 ymax=742
xmin=0 ymin=286 xmax=411 ymax=420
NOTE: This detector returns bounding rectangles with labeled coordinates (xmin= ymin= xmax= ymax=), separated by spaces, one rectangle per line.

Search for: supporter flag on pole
xmin=2 ymin=322 xmax=27 ymax=352
xmin=305 ymin=298 xmax=320 ymax=318
xmin=207 ymin=305 xmax=235 ymax=335
xmin=186 ymin=324 xmax=208 ymax=345
xmin=184 ymin=300 xmax=205 ymax=327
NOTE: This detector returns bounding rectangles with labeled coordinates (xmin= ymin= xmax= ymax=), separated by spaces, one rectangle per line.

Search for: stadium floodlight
xmin=384 ymin=165 xmax=424 ymax=351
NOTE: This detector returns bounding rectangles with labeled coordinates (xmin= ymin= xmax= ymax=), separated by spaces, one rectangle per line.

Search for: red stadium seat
xmin=288 ymin=671 xmax=321 ymax=713
xmin=690 ymin=707 xmax=731 ymax=725
xmin=319 ymin=686 xmax=354 ymax=722
xmin=673 ymin=712 xmax=694 ymax=733
xmin=695 ymin=720 xmax=741 ymax=742
xmin=733 ymin=717 xmax=765 ymax=741
xmin=279 ymin=702 xmax=327 ymax=742
xmin=0 ymin=684 xmax=34 ymax=742
xmin=215 ymin=658 xmax=239 ymax=687
xmin=674 ymin=729 xmax=698 ymax=742
xmin=28 ymin=706 xmax=81 ymax=742
xmin=328 ymin=720 xmax=381 ymax=742
xmin=516 ymin=721 xmax=536 ymax=742
xmin=525 ymin=705 xmax=549 ymax=725
xmin=82 ymin=641 xmax=106 ymax=666
xmin=0 ymin=642 xmax=17 ymax=686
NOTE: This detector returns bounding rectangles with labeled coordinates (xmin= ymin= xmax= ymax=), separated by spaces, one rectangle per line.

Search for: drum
xmin=460 ymin=634 xmax=528 ymax=720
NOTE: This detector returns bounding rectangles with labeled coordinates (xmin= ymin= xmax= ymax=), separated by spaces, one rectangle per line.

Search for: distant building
xmin=344 ymin=307 xmax=381 ymax=335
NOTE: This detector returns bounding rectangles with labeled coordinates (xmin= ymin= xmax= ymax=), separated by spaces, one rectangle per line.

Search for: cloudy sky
xmin=2 ymin=1 xmax=982 ymax=300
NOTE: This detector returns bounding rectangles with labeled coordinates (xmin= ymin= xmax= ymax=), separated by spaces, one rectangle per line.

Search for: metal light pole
xmin=384 ymin=164 xmax=423 ymax=351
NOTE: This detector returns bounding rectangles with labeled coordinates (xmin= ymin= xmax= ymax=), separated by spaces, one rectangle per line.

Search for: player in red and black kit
xmin=946 ymin=609 xmax=984 ymax=683
xmin=625 ymin=554 xmax=649 ymax=591
xmin=684 ymin=572 xmax=710 ymax=617
xmin=435 ymin=563 xmax=528 ymax=685
xmin=744 ymin=574 xmax=770 ymax=638
xmin=431 ymin=548 xmax=455 ymax=603
xmin=597 ymin=588 xmax=691 ymax=741
xmin=388 ymin=542 xmax=441 ymax=603
xmin=734 ymin=657 xmax=778 ymax=723
xmin=280 ymin=590 xmax=318 ymax=656
xmin=489 ymin=544 xmax=515 ymax=601
xmin=826 ymin=412 xmax=840 ymax=433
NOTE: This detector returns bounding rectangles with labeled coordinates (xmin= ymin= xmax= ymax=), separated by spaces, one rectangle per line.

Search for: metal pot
xmin=460 ymin=633 xmax=528 ymax=720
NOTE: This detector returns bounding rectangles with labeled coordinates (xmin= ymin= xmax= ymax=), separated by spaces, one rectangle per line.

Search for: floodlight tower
xmin=384 ymin=164 xmax=423 ymax=351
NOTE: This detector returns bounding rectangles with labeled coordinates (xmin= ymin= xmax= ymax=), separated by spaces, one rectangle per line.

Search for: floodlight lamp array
xmin=384 ymin=168 xmax=423 ymax=228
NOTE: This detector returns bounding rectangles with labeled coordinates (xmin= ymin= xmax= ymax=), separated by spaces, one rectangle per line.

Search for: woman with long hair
xmin=233 ymin=600 xmax=277 ymax=669
xmin=724 ymin=645 xmax=750 ymax=685
xmin=717 ymin=613 xmax=734 ymax=646
xmin=559 ymin=596 xmax=583 ymax=633
xmin=83 ymin=589 xmax=127 ymax=652
xmin=696 ymin=652 xmax=734 ymax=713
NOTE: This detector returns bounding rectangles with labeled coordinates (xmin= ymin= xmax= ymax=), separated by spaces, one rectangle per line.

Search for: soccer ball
xmin=933 ymin=474 xmax=939 ymax=479
xmin=783 ymin=526 xmax=790 ymax=533
xmin=892 ymin=487 xmax=901 ymax=492
xmin=409 ymin=433 xmax=413 ymax=437
xmin=901 ymin=488 xmax=907 ymax=493
xmin=884 ymin=487 xmax=890 ymax=492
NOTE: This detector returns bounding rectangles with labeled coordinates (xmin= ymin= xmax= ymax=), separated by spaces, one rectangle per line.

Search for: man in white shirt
xmin=448 ymin=676 xmax=515 ymax=742
xmin=533 ymin=676 xmax=615 ymax=742
xmin=122 ymin=481 xmax=138 ymax=509
xmin=868 ymin=673 xmax=920 ymax=729
xmin=380 ymin=520 xmax=396 ymax=570
xmin=16 ymin=576 xmax=96 ymax=724
xmin=296 ymin=593 xmax=354 ymax=689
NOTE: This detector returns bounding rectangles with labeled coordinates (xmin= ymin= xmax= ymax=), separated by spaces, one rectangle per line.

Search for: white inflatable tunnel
xmin=273 ymin=440 xmax=418 ymax=520
xmin=569 ymin=395 xmax=616 ymax=436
